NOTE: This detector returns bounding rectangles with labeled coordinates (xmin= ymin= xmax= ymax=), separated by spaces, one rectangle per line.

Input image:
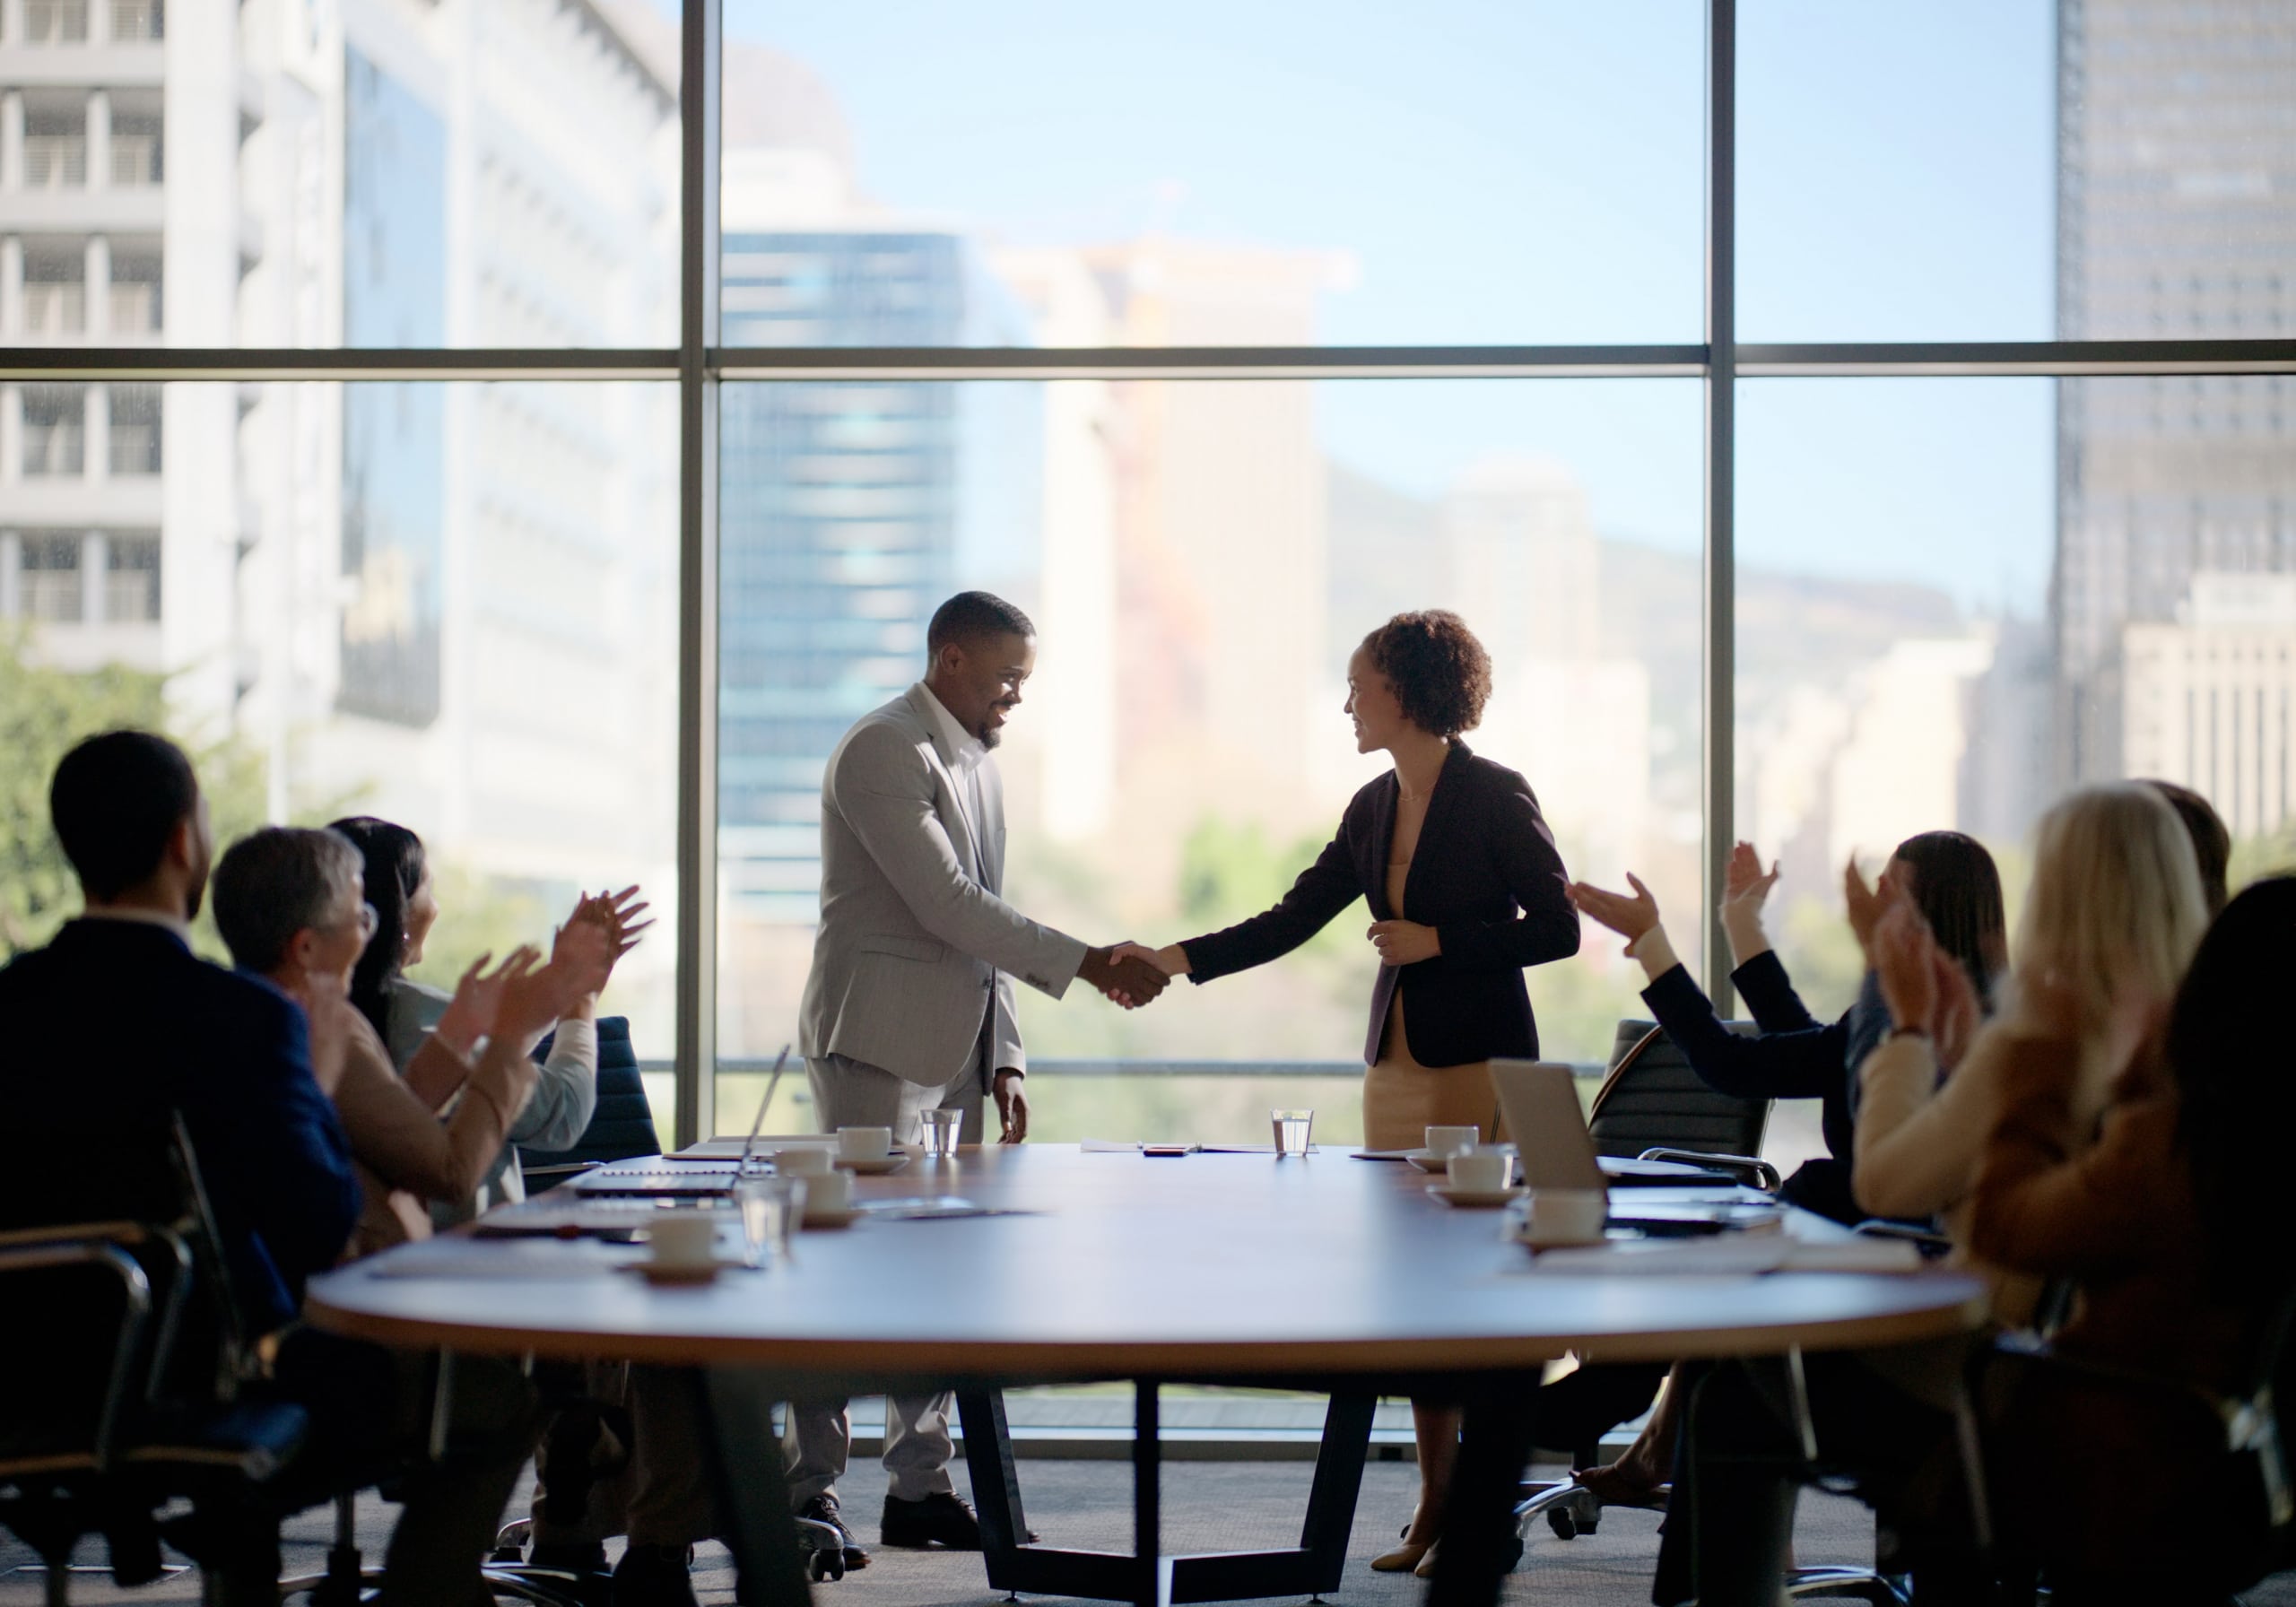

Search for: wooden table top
xmin=303 ymin=1145 xmax=1987 ymax=1377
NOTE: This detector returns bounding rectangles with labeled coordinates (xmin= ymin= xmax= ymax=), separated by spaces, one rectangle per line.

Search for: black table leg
xmin=1427 ymin=1371 xmax=1539 ymax=1607
xmin=956 ymin=1383 xmax=1378 ymax=1605
xmin=692 ymin=1368 xmax=812 ymax=1607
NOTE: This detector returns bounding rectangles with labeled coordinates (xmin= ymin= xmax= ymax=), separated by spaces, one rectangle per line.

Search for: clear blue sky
xmin=701 ymin=0 xmax=2058 ymax=612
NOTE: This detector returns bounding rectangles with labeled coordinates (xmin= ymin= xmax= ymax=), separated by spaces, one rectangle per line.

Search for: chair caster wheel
xmin=809 ymin=1551 xmax=846 ymax=1583
xmin=1547 ymin=1507 xmax=1578 ymax=1540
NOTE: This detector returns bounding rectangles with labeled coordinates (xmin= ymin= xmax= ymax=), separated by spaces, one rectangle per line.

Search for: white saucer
xmin=800 ymin=1207 xmax=861 ymax=1229
xmin=1426 ymin=1183 xmax=1524 ymax=1209
xmin=627 ymin=1257 xmax=748 ymax=1284
xmin=1405 ymin=1149 xmax=1449 ymax=1173
xmin=837 ymin=1155 xmax=909 ymax=1176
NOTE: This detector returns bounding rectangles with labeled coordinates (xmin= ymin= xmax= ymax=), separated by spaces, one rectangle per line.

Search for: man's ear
xmin=165 ymin=813 xmax=200 ymax=872
xmin=284 ymin=927 xmax=323 ymax=977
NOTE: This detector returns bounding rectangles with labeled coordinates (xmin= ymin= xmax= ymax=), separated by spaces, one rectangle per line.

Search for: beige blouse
xmin=328 ymin=997 xmax=540 ymax=1260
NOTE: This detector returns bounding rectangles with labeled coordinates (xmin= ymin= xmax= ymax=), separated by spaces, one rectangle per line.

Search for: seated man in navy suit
xmin=0 ymin=731 xmax=531 ymax=1605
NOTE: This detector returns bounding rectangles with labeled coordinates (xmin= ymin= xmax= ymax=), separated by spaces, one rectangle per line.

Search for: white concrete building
xmin=2124 ymin=573 xmax=2296 ymax=841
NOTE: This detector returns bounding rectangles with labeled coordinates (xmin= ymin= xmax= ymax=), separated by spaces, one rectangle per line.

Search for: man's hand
xmin=992 ymin=1068 xmax=1030 ymax=1142
xmin=1567 ymin=873 xmax=1661 ymax=942
xmin=1366 ymin=919 xmax=1440 ymax=967
xmin=1079 ymin=943 xmax=1170 ymax=1009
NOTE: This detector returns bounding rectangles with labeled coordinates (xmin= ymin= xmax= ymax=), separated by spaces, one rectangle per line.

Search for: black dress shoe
xmin=797 ymin=1491 xmax=871 ymax=1569
xmin=611 ymin=1542 xmax=699 ymax=1607
xmin=881 ymin=1491 xmax=987 ymax=1550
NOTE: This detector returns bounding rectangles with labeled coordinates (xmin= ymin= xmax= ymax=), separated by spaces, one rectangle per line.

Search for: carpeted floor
xmin=8 ymin=1455 xmax=2296 ymax=1604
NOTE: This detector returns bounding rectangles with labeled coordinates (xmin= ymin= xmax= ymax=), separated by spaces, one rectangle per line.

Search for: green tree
xmin=0 ymin=630 xmax=270 ymax=962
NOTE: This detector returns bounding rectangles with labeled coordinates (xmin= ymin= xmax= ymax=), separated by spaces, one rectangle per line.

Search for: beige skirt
xmin=1361 ymin=992 xmax=1505 ymax=1151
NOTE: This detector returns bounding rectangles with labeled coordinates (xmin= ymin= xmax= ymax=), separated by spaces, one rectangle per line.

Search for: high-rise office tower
xmin=2 ymin=0 xmax=679 ymax=895
xmin=2053 ymin=0 xmax=2296 ymax=791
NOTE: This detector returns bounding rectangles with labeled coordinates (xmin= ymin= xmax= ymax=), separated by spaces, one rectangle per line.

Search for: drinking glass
xmin=920 ymin=1108 xmax=964 ymax=1159
xmin=736 ymin=1176 xmax=805 ymax=1266
xmin=1271 ymin=1108 xmax=1315 ymax=1156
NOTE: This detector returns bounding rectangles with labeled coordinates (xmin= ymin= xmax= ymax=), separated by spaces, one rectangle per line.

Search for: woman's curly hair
xmin=1361 ymin=611 xmax=1492 ymax=738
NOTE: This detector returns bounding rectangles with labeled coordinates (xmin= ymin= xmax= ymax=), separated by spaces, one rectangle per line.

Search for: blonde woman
xmin=1856 ymin=781 xmax=2209 ymax=1322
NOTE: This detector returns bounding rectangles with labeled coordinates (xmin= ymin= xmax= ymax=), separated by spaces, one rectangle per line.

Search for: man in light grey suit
xmin=788 ymin=590 xmax=1167 ymax=1562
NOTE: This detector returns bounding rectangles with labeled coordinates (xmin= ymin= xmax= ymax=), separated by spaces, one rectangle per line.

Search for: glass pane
xmin=0 ymin=380 xmax=680 ymax=1135
xmin=0 ymin=6 xmax=680 ymax=348
xmin=1740 ymin=2 xmax=2295 ymax=343
xmin=1735 ymin=375 xmax=2296 ymax=1160
xmin=717 ymin=378 xmax=1701 ymax=1141
xmin=719 ymin=1 xmax=1702 ymax=347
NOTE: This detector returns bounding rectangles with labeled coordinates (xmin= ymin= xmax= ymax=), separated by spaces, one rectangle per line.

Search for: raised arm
xmin=332 ymin=1000 xmax=540 ymax=1205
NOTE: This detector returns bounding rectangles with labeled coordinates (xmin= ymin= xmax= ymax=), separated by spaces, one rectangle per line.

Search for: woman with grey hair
xmin=211 ymin=825 xmax=607 ymax=1257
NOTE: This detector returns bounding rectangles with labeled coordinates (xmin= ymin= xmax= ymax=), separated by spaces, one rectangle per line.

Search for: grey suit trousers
xmin=783 ymin=1050 xmax=988 ymax=1508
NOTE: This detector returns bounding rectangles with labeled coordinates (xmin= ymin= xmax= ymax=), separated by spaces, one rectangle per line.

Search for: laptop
xmin=1489 ymin=1060 xmax=1779 ymax=1234
xmin=570 ymin=1047 xmax=788 ymax=1198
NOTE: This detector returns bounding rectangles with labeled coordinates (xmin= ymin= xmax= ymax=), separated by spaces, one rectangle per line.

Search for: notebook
xmin=571 ymin=1047 xmax=787 ymax=1196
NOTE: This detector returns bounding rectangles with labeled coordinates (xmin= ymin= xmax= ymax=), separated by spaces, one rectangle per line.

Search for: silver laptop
xmin=1490 ymin=1060 xmax=1778 ymax=1233
xmin=571 ymin=1046 xmax=788 ymax=1197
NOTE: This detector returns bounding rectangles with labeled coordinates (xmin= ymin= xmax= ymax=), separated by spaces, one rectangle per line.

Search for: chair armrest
xmin=1854 ymin=1219 xmax=1955 ymax=1258
xmin=1637 ymin=1148 xmax=1781 ymax=1192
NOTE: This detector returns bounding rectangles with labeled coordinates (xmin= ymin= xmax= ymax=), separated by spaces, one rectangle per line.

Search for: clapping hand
xmin=1567 ymin=873 xmax=1661 ymax=942
xmin=1872 ymin=903 xmax=1942 ymax=1047
xmin=565 ymin=884 xmax=653 ymax=986
xmin=1080 ymin=942 xmax=1170 ymax=1009
xmin=1844 ymin=854 xmax=1907 ymax=962
xmin=501 ymin=921 xmax=612 ymax=1045
xmin=434 ymin=951 xmax=520 ymax=1055
xmin=1721 ymin=840 xmax=1781 ymax=914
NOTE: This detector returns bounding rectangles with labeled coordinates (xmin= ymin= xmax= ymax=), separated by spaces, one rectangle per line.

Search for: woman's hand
xmin=434 ymin=951 xmax=509 ymax=1055
xmin=1929 ymin=947 xmax=1982 ymax=1073
xmin=1149 ymin=942 xmax=1192 ymax=977
xmin=1718 ymin=841 xmax=1780 ymax=965
xmin=1872 ymin=903 xmax=1940 ymax=1038
xmin=1567 ymin=873 xmax=1660 ymax=942
xmin=1844 ymin=855 xmax=1906 ymax=961
xmin=1366 ymin=920 xmax=1440 ymax=967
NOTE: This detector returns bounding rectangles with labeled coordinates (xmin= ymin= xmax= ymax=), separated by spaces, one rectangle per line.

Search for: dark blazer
xmin=0 ymin=918 xmax=360 ymax=1333
xmin=1180 ymin=741 xmax=1578 ymax=1067
xmin=1640 ymin=949 xmax=1863 ymax=1222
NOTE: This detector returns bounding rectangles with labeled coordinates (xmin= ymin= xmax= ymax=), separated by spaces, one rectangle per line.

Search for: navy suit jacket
xmin=0 ymin=918 xmax=359 ymax=1333
xmin=1181 ymin=741 xmax=1579 ymax=1068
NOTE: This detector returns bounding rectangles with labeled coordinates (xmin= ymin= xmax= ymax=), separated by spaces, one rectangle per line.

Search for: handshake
xmin=1078 ymin=941 xmax=1188 ymax=1010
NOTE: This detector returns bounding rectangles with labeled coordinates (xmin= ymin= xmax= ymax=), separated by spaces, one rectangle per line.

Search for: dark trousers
xmin=1532 ymin=1361 xmax=1668 ymax=1459
xmin=1652 ymin=1350 xmax=1966 ymax=1607
xmin=257 ymin=1329 xmax=538 ymax=1606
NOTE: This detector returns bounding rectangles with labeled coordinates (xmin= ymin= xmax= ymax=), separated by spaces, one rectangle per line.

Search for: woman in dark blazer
xmin=1148 ymin=609 xmax=1578 ymax=1571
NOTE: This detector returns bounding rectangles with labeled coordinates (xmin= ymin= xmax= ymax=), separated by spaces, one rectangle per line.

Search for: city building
xmin=2053 ymin=0 xmax=2296 ymax=784
xmin=2124 ymin=572 xmax=2296 ymax=842
xmin=2 ymin=0 xmax=681 ymax=1028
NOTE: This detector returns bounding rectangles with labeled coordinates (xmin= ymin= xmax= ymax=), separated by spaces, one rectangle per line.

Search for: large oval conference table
xmin=306 ymin=1143 xmax=1987 ymax=1607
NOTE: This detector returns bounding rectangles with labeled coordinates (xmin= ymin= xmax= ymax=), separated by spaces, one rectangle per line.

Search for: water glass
xmin=1271 ymin=1108 xmax=1315 ymax=1156
xmin=736 ymin=1176 xmax=805 ymax=1266
xmin=920 ymin=1108 xmax=964 ymax=1159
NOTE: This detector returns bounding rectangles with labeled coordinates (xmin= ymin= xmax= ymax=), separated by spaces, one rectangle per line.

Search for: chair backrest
xmin=0 ymin=1115 xmax=236 ymax=1472
xmin=1586 ymin=1017 xmax=1770 ymax=1160
xmin=517 ymin=1016 xmax=660 ymax=1170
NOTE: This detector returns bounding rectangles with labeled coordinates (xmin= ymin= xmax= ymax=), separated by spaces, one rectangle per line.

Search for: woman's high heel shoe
xmin=1370 ymin=1539 xmax=1431 ymax=1573
xmin=1412 ymin=1540 xmax=1440 ymax=1579
xmin=1371 ymin=1520 xmax=1435 ymax=1573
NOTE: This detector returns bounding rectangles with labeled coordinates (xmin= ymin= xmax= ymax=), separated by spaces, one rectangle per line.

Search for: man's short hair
xmin=926 ymin=591 xmax=1034 ymax=656
xmin=49 ymin=730 xmax=201 ymax=901
xmin=211 ymin=827 xmax=364 ymax=974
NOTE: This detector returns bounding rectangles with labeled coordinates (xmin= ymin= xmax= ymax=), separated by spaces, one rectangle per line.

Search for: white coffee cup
xmin=649 ymin=1212 xmax=719 ymax=1267
xmin=838 ymin=1126 xmax=893 ymax=1162
xmin=1522 ymin=1189 xmax=1609 ymax=1247
xmin=774 ymin=1146 xmax=834 ymax=1177
xmin=804 ymin=1169 xmax=852 ymax=1214
xmin=1447 ymin=1148 xmax=1512 ymax=1194
xmin=1425 ymin=1125 xmax=1479 ymax=1160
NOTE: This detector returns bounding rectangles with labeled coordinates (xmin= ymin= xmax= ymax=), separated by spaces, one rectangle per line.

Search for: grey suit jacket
xmin=799 ymin=684 xmax=1090 ymax=1088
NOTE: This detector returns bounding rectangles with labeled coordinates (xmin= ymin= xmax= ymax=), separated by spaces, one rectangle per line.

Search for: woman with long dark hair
xmin=330 ymin=815 xmax=648 ymax=1215
xmin=1144 ymin=610 xmax=1579 ymax=1574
